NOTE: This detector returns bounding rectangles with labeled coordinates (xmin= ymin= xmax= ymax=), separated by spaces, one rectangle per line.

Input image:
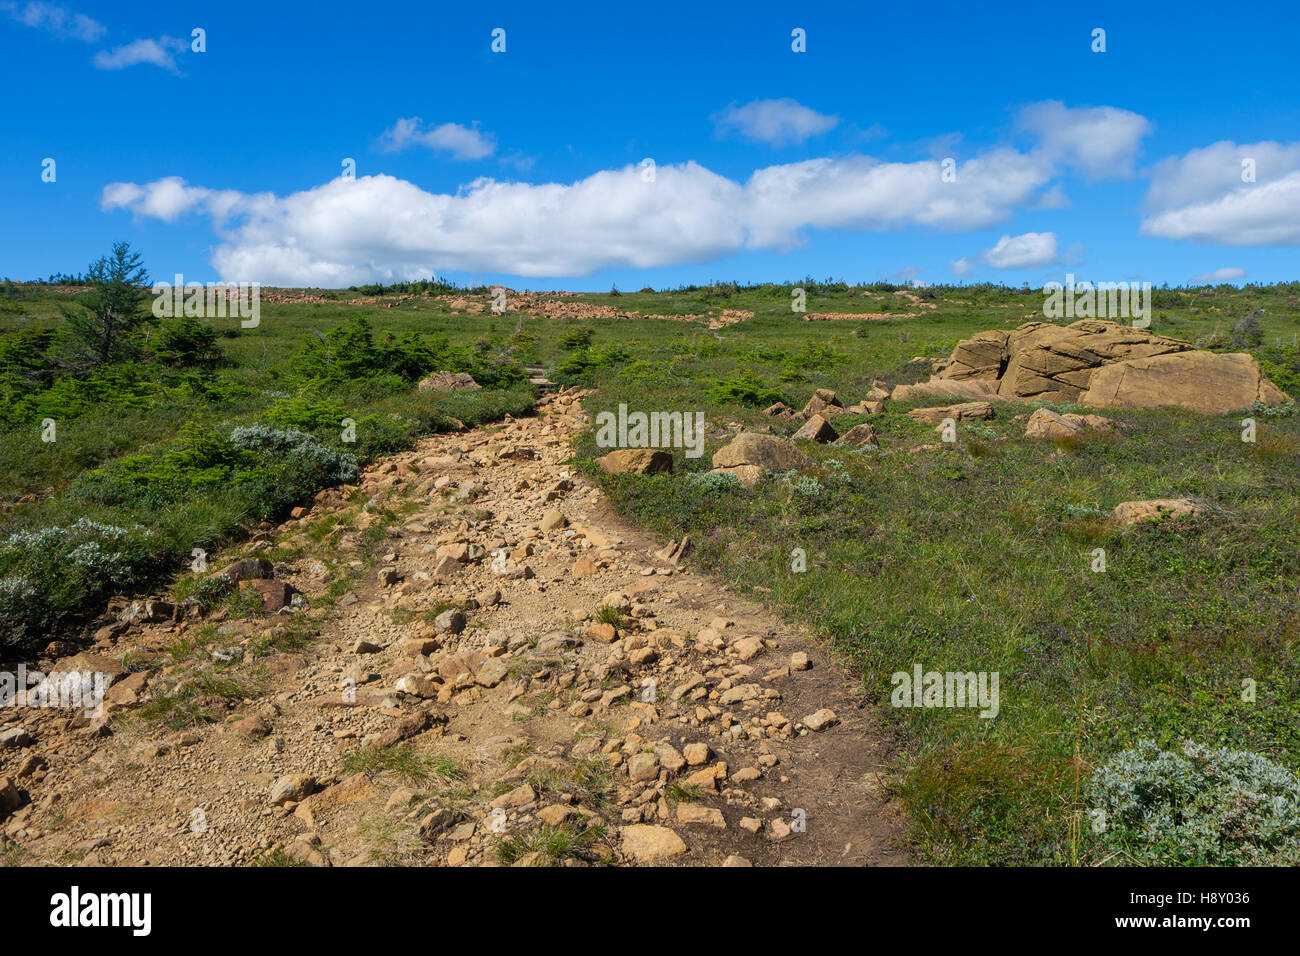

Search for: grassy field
xmin=3 ymin=276 xmax=1299 ymax=865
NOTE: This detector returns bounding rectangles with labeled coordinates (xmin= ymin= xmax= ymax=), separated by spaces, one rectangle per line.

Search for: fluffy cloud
xmin=101 ymin=102 xmax=1147 ymax=284
xmin=1016 ymin=100 xmax=1151 ymax=179
xmin=1 ymin=2 xmax=104 ymax=42
xmin=1192 ymin=267 xmax=1246 ymax=283
xmin=1141 ymin=141 xmax=1300 ymax=245
xmin=103 ymin=150 xmax=1062 ymax=283
xmin=713 ymin=98 xmax=839 ymax=146
xmin=378 ymin=118 xmax=496 ymax=160
xmin=981 ymin=232 xmax=1058 ymax=269
xmin=93 ymin=36 xmax=186 ymax=72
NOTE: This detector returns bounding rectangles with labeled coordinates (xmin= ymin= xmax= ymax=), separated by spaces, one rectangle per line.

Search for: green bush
xmin=555 ymin=344 xmax=632 ymax=383
xmin=73 ymin=422 xmax=358 ymax=516
xmin=287 ymin=316 xmax=528 ymax=390
xmin=708 ymin=370 xmax=784 ymax=408
xmin=1088 ymin=739 xmax=1300 ymax=865
xmin=153 ymin=315 xmax=223 ymax=369
xmin=0 ymin=518 xmax=163 ymax=642
xmin=1258 ymin=344 xmax=1300 ymax=400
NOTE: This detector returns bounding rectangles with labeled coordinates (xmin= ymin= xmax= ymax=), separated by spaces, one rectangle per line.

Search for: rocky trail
xmin=0 ymin=389 xmax=907 ymax=867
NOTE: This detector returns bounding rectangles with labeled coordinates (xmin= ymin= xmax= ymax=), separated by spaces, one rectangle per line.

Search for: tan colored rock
xmin=538 ymin=509 xmax=567 ymax=531
xmin=620 ymin=824 xmax=688 ymax=863
xmin=1112 ymin=499 xmax=1209 ymax=526
xmin=628 ymin=752 xmax=660 ymax=781
xmin=269 ymin=773 xmax=317 ymax=806
xmin=490 ymin=783 xmax=537 ymax=810
xmin=683 ymin=742 xmax=710 ymax=766
xmin=537 ymin=804 xmax=575 ymax=827
xmin=922 ymin=319 xmax=1290 ymax=413
xmin=1082 ymin=351 xmax=1291 ymax=415
xmin=800 ymin=389 xmax=843 ymax=418
xmin=907 ymin=402 xmax=994 ymax=424
xmin=711 ymin=433 xmax=811 ymax=487
xmin=891 ymin=378 xmax=999 ymax=404
xmin=1023 ymin=407 xmax=1116 ymax=440
xmin=803 ymin=708 xmax=838 ymax=732
xmin=418 ymin=371 xmax=481 ymax=392
xmin=395 ymin=674 xmax=440 ymax=698
xmin=846 ymin=400 xmax=885 ymax=414
xmin=865 ymin=383 xmax=892 ymax=401
xmin=793 ymin=414 xmax=838 ymax=443
xmin=294 ymin=772 xmax=377 ymax=826
xmin=595 ymin=449 xmax=674 ymax=475
xmin=834 ymin=423 xmax=878 ymax=447
xmin=676 ymin=804 xmax=726 ymax=827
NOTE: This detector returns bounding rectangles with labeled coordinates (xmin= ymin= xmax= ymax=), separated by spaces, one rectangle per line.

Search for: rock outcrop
xmin=911 ymin=320 xmax=1290 ymax=414
xmin=1081 ymin=352 xmax=1292 ymax=415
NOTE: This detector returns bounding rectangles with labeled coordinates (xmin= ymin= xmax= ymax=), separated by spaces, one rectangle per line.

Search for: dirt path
xmin=0 ymin=389 xmax=908 ymax=867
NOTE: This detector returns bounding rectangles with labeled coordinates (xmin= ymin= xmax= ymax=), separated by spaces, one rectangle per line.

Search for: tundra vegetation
xmin=2 ymin=262 xmax=1298 ymax=865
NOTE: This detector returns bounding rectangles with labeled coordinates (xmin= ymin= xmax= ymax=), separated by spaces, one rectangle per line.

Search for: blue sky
xmin=3 ymin=0 xmax=1299 ymax=290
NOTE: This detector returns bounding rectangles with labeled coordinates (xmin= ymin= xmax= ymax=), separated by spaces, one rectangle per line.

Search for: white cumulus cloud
xmin=981 ymin=232 xmax=1058 ymax=269
xmin=100 ymin=102 xmax=1148 ymax=285
xmin=713 ymin=98 xmax=839 ymax=146
xmin=1016 ymin=100 xmax=1151 ymax=179
xmin=1141 ymin=140 xmax=1300 ymax=245
xmin=377 ymin=118 xmax=496 ymax=161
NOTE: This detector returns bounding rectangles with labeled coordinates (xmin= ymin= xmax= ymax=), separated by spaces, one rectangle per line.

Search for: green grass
xmin=135 ymin=666 xmax=268 ymax=731
xmin=494 ymin=820 xmax=610 ymax=866
xmin=341 ymin=744 xmax=465 ymax=787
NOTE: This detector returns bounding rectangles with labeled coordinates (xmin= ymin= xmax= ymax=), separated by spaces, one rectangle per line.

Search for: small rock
xmin=803 ymin=708 xmax=838 ymax=732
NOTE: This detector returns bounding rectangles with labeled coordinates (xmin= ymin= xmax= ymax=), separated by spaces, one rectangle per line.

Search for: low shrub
xmin=0 ymin=518 xmax=162 ymax=642
xmin=1088 ymin=739 xmax=1300 ymax=865
xmin=707 ymin=370 xmax=783 ymax=408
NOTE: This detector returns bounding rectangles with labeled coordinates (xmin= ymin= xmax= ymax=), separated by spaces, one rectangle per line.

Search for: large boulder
xmin=595 ymin=449 xmax=674 ymax=475
xmin=711 ymin=433 xmax=810 ymax=487
xmin=915 ymin=319 xmax=1290 ymax=413
xmin=1081 ymin=352 xmax=1291 ymax=415
xmin=417 ymin=371 xmax=481 ymax=392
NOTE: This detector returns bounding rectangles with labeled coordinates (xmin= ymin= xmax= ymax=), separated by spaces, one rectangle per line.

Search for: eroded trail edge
xmin=1 ymin=388 xmax=907 ymax=867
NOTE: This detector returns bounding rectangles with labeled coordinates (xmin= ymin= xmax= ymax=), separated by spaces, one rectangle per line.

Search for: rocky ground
xmin=0 ymin=388 xmax=907 ymax=867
